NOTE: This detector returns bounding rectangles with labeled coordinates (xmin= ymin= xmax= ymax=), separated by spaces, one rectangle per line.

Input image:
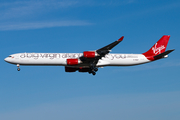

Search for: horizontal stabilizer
xmin=154 ymin=49 xmax=175 ymax=60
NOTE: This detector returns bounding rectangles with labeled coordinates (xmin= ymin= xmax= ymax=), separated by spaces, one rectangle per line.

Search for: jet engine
xmin=83 ymin=51 xmax=99 ymax=58
xmin=67 ymin=59 xmax=81 ymax=65
xmin=78 ymin=68 xmax=90 ymax=72
xmin=65 ymin=67 xmax=90 ymax=73
xmin=65 ymin=67 xmax=78 ymax=72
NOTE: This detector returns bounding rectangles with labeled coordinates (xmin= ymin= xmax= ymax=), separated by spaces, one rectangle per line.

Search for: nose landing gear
xmin=17 ymin=64 xmax=20 ymax=71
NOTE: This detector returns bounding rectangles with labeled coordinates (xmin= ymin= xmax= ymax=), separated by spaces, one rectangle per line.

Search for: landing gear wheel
xmin=17 ymin=64 xmax=20 ymax=71
xmin=92 ymin=71 xmax=96 ymax=75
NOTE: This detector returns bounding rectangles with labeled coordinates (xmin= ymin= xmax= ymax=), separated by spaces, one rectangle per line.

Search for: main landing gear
xmin=17 ymin=64 xmax=20 ymax=71
xmin=88 ymin=64 xmax=98 ymax=76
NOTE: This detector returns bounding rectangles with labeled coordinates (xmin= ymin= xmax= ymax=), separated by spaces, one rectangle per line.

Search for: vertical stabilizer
xmin=143 ymin=35 xmax=170 ymax=60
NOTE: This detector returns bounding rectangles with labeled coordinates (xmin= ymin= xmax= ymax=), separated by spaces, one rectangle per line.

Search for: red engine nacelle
xmin=65 ymin=67 xmax=78 ymax=72
xmin=83 ymin=51 xmax=97 ymax=58
xmin=67 ymin=59 xmax=81 ymax=65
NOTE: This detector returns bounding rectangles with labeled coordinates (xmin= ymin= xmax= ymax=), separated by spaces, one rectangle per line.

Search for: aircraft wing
xmin=79 ymin=36 xmax=124 ymax=66
xmin=67 ymin=36 xmax=124 ymax=75
xmin=96 ymin=36 xmax=124 ymax=57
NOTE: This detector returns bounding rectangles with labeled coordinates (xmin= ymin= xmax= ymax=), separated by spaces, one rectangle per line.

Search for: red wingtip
xmin=118 ymin=36 xmax=124 ymax=41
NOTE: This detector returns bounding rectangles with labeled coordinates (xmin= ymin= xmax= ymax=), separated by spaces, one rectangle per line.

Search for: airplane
xmin=4 ymin=35 xmax=174 ymax=75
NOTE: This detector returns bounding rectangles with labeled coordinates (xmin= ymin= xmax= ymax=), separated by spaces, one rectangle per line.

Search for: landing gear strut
xmin=89 ymin=64 xmax=98 ymax=76
xmin=17 ymin=64 xmax=20 ymax=71
xmin=88 ymin=70 xmax=96 ymax=75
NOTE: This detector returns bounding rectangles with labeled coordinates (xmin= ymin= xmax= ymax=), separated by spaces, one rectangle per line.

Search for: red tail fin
xmin=143 ymin=35 xmax=170 ymax=60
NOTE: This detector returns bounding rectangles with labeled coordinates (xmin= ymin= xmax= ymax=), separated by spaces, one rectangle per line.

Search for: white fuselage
xmin=4 ymin=53 xmax=150 ymax=67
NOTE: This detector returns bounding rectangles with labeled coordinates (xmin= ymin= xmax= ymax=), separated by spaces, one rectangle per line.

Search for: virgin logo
xmin=152 ymin=43 xmax=165 ymax=55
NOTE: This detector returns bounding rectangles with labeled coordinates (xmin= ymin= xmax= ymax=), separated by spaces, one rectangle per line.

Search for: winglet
xmin=118 ymin=36 xmax=124 ymax=41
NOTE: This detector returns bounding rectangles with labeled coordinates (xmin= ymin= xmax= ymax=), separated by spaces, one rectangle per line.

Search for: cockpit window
xmin=8 ymin=56 xmax=12 ymax=57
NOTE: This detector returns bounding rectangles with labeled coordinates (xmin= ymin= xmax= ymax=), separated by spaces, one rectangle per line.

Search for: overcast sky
xmin=0 ymin=0 xmax=180 ymax=120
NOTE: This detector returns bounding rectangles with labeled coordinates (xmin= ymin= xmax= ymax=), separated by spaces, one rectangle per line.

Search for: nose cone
xmin=4 ymin=56 xmax=16 ymax=64
xmin=4 ymin=57 xmax=11 ymax=63
xmin=4 ymin=57 xmax=8 ymax=62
